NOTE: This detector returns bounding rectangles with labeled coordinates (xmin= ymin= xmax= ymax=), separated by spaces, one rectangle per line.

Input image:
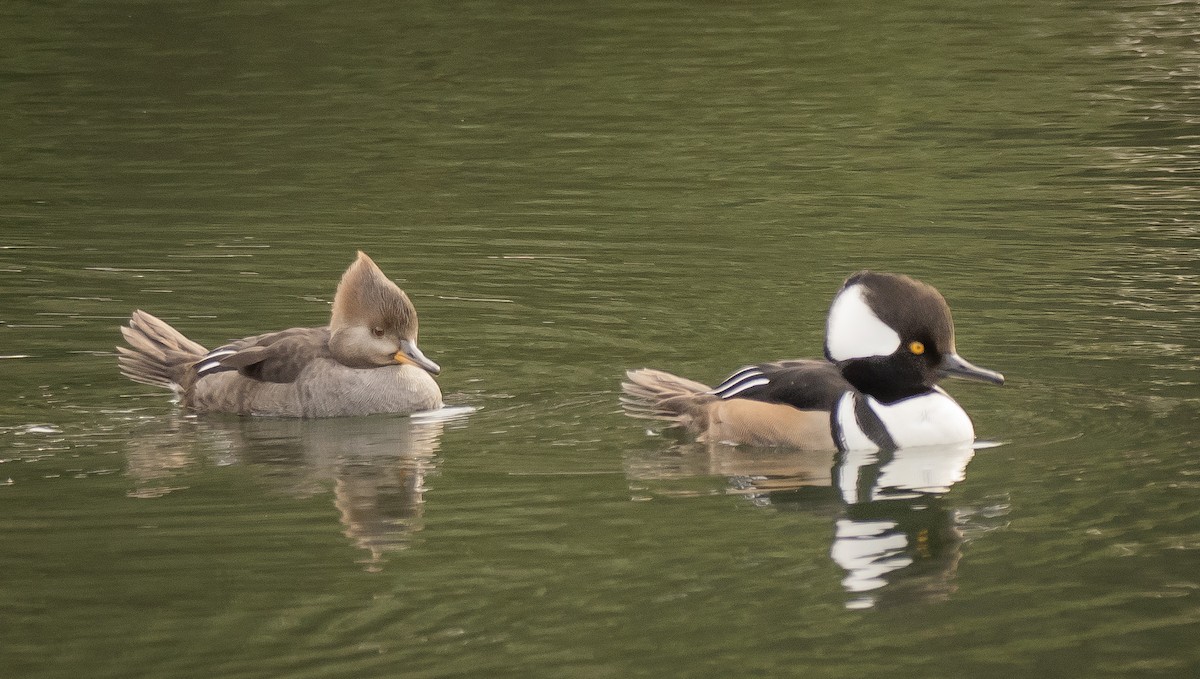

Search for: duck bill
xmin=938 ymin=353 xmax=1004 ymax=385
xmin=394 ymin=340 xmax=441 ymax=375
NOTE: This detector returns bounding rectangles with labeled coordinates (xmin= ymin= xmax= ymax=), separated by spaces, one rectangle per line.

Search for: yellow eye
xmin=909 ymin=341 xmax=925 ymax=355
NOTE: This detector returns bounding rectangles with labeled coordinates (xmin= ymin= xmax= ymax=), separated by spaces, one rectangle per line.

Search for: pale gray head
xmin=824 ymin=271 xmax=1002 ymax=402
xmin=328 ymin=251 xmax=440 ymax=374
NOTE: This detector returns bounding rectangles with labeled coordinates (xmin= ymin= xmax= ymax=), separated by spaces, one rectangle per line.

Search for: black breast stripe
xmin=830 ymin=392 xmax=898 ymax=453
xmin=854 ymin=395 xmax=897 ymax=450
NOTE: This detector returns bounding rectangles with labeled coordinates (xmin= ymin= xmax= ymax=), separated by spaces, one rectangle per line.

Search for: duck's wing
xmin=193 ymin=327 xmax=331 ymax=384
xmin=708 ymin=359 xmax=852 ymax=411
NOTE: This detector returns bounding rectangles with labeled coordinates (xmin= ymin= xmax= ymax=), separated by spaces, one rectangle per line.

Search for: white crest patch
xmin=826 ymin=284 xmax=902 ymax=361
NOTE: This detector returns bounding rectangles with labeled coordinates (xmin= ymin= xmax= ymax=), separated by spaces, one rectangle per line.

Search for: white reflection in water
xmin=831 ymin=519 xmax=913 ymax=593
xmin=837 ymin=445 xmax=974 ymax=502
xmin=830 ymin=444 xmax=975 ymax=609
xmin=627 ymin=440 xmax=994 ymax=609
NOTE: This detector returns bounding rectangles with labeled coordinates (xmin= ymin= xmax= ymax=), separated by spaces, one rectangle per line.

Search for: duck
xmin=118 ymin=251 xmax=443 ymax=417
xmin=621 ymin=271 xmax=1004 ymax=451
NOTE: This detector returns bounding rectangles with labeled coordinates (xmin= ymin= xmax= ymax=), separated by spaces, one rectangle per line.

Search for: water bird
xmin=621 ymin=271 xmax=1004 ymax=450
xmin=118 ymin=251 xmax=442 ymax=417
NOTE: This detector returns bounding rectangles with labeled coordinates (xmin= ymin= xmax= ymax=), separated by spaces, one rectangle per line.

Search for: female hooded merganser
xmin=118 ymin=251 xmax=443 ymax=417
xmin=621 ymin=271 xmax=1004 ymax=451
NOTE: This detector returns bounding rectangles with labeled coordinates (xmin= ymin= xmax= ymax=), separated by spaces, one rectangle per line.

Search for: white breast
xmin=834 ymin=388 xmax=975 ymax=451
xmin=870 ymin=387 xmax=975 ymax=448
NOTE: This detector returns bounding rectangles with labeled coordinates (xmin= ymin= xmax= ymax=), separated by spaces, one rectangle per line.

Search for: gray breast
xmin=189 ymin=362 xmax=442 ymax=417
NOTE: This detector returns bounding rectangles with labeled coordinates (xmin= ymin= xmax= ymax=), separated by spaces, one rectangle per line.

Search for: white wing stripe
xmin=709 ymin=366 xmax=762 ymax=394
xmin=714 ymin=377 xmax=770 ymax=399
xmin=196 ymin=348 xmax=237 ymax=375
xmin=195 ymin=360 xmax=222 ymax=374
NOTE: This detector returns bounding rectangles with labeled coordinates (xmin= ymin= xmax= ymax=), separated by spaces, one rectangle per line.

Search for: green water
xmin=2 ymin=1 xmax=1197 ymax=677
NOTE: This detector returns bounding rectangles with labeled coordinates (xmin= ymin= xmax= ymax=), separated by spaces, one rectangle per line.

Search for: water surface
xmin=2 ymin=1 xmax=1197 ymax=677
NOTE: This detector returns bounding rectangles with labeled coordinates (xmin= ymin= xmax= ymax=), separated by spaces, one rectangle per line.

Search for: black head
xmin=824 ymin=271 xmax=1003 ymax=402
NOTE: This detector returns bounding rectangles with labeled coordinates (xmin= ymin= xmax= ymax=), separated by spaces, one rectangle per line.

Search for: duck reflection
xmin=626 ymin=441 xmax=979 ymax=609
xmin=125 ymin=408 xmax=471 ymax=570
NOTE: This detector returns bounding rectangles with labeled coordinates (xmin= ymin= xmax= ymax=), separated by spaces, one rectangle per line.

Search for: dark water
xmin=3 ymin=1 xmax=1197 ymax=677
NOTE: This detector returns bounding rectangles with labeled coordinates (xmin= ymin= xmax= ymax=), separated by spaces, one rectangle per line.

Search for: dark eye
xmin=371 ymin=327 xmax=385 ymax=338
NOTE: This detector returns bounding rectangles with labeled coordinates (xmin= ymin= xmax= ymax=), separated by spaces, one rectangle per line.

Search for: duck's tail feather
xmin=117 ymin=310 xmax=208 ymax=390
xmin=620 ymin=368 xmax=715 ymax=425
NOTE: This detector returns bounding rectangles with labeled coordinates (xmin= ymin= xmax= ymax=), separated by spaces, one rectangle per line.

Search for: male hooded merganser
xmin=621 ymin=271 xmax=1004 ymax=451
xmin=118 ymin=251 xmax=443 ymax=417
